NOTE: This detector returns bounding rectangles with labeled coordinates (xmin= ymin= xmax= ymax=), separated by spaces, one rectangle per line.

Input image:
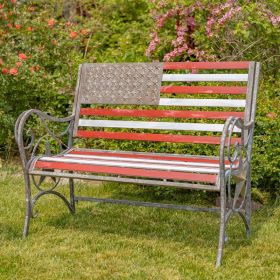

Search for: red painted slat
xmin=75 ymin=130 xmax=241 ymax=145
xmin=79 ymin=108 xmax=244 ymax=120
xmin=163 ymin=61 xmax=249 ymax=70
xmin=69 ymin=149 xmax=228 ymax=164
xmin=160 ymin=86 xmax=247 ymax=94
xmin=35 ymin=161 xmax=217 ymax=183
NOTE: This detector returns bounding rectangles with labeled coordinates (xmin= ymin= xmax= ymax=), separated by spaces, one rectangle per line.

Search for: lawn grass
xmin=0 ymin=165 xmax=279 ymax=280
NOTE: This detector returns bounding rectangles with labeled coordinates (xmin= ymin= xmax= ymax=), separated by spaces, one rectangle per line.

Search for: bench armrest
xmin=15 ymin=109 xmax=75 ymax=169
xmin=219 ymin=116 xmax=255 ymax=178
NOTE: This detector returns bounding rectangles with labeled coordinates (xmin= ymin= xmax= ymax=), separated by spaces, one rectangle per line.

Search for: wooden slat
xmin=39 ymin=156 xmax=220 ymax=173
xmin=80 ymin=108 xmax=244 ymax=120
xmin=162 ymin=74 xmax=248 ymax=82
xmin=159 ymin=98 xmax=246 ymax=107
xmin=64 ymin=154 xmax=236 ymax=168
xmin=160 ymin=86 xmax=247 ymax=94
xmin=35 ymin=161 xmax=217 ymax=183
xmin=78 ymin=119 xmax=241 ymax=132
xmin=75 ymin=130 xmax=241 ymax=145
xmin=163 ymin=61 xmax=250 ymax=70
xmin=69 ymin=149 xmax=229 ymax=164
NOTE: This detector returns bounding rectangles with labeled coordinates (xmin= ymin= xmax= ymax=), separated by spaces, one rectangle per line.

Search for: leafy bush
xmin=0 ymin=0 xmax=87 ymax=156
xmin=0 ymin=0 xmax=279 ymax=194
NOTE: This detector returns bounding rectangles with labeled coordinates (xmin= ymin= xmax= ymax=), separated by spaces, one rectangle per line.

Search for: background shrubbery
xmin=0 ymin=0 xmax=279 ymax=195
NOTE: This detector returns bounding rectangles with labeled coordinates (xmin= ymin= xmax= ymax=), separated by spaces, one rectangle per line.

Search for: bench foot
xmin=69 ymin=178 xmax=76 ymax=214
xmin=22 ymin=173 xmax=75 ymax=237
xmin=23 ymin=173 xmax=32 ymax=238
xmin=216 ymin=188 xmax=226 ymax=268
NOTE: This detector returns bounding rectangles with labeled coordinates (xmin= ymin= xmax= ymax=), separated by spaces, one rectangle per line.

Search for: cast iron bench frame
xmin=15 ymin=61 xmax=260 ymax=267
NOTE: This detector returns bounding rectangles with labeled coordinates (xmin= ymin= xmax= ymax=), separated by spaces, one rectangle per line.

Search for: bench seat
xmin=32 ymin=148 xmax=234 ymax=183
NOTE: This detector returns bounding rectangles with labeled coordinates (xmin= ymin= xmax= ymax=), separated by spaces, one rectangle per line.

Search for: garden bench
xmin=15 ymin=61 xmax=260 ymax=267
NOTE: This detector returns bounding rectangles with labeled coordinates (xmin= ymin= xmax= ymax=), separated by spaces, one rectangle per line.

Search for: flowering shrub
xmin=0 ymin=0 xmax=278 ymax=194
xmin=146 ymin=0 xmax=280 ymax=74
xmin=0 ymin=0 xmax=90 ymax=156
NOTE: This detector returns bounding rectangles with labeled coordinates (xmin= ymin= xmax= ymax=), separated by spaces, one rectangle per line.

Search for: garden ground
xmin=0 ymin=164 xmax=279 ymax=280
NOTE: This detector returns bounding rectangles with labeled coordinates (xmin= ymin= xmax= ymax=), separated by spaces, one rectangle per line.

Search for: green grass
xmin=0 ymin=165 xmax=279 ymax=280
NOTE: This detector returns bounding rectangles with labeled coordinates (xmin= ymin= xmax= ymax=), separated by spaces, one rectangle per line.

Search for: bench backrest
xmin=72 ymin=61 xmax=260 ymax=149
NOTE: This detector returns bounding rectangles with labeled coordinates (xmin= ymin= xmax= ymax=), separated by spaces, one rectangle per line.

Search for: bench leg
xmin=69 ymin=178 xmax=76 ymax=213
xmin=245 ymin=170 xmax=251 ymax=237
xmin=216 ymin=187 xmax=226 ymax=268
xmin=22 ymin=174 xmax=75 ymax=237
xmin=23 ymin=173 xmax=32 ymax=238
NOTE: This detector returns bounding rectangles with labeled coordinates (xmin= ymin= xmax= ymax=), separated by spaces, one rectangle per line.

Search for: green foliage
xmin=0 ymin=1 xmax=86 ymax=156
xmin=0 ymin=0 xmax=279 ymax=193
xmin=251 ymin=79 xmax=280 ymax=193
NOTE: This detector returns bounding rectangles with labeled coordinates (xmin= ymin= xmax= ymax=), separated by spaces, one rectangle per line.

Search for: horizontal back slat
xmin=80 ymin=108 xmax=244 ymax=120
xmin=162 ymin=74 xmax=248 ymax=82
xmin=160 ymin=86 xmax=247 ymax=94
xmin=159 ymin=98 xmax=246 ymax=107
xmin=78 ymin=119 xmax=241 ymax=132
xmin=76 ymin=130 xmax=241 ymax=145
xmin=163 ymin=61 xmax=250 ymax=70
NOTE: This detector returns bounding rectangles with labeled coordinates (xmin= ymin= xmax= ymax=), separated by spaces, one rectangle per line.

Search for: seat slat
xmin=160 ymin=86 xmax=247 ymax=94
xmin=39 ymin=156 xmax=220 ymax=173
xmin=162 ymin=74 xmax=248 ymax=82
xmin=64 ymin=154 xmax=235 ymax=168
xmin=80 ymin=108 xmax=244 ymax=120
xmin=78 ymin=119 xmax=241 ymax=132
xmin=76 ymin=130 xmax=241 ymax=144
xmin=68 ymin=149 xmax=230 ymax=164
xmin=35 ymin=161 xmax=217 ymax=183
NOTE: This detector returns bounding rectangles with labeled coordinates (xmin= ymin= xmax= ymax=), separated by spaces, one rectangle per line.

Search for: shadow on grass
xmin=23 ymin=181 xmax=275 ymax=258
xmin=46 ymin=200 xmax=256 ymax=252
xmin=0 ymin=222 xmax=22 ymax=241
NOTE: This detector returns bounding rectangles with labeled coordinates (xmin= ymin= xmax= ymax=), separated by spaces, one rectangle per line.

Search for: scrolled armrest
xmin=15 ymin=109 xmax=75 ymax=169
xmin=219 ymin=116 xmax=255 ymax=174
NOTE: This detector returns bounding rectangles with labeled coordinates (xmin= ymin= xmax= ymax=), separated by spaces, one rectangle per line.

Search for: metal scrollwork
xmin=15 ymin=109 xmax=75 ymax=235
xmin=220 ymin=116 xmax=255 ymax=233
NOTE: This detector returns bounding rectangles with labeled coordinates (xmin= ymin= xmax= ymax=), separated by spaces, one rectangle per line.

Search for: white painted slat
xmin=159 ymin=98 xmax=246 ymax=107
xmin=162 ymin=74 xmax=248 ymax=82
xmin=64 ymin=154 xmax=234 ymax=168
xmin=39 ymin=156 xmax=220 ymax=174
xmin=78 ymin=119 xmax=241 ymax=132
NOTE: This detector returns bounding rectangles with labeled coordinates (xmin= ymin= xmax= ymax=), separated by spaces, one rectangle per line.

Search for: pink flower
xmin=267 ymin=112 xmax=276 ymax=119
xmin=270 ymin=16 xmax=280 ymax=26
xmin=15 ymin=24 xmax=21 ymax=29
xmin=10 ymin=0 xmax=16 ymax=4
xmin=47 ymin=19 xmax=55 ymax=27
xmin=2 ymin=68 xmax=9 ymax=74
xmin=27 ymin=26 xmax=33 ymax=31
xmin=18 ymin=53 xmax=27 ymax=60
xmin=9 ymin=68 xmax=18 ymax=75
xmin=69 ymin=31 xmax=78 ymax=39
xmin=16 ymin=61 xmax=22 ymax=67
xmin=80 ymin=29 xmax=89 ymax=36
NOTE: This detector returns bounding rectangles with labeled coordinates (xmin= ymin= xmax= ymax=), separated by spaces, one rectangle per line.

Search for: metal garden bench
xmin=15 ymin=61 xmax=260 ymax=267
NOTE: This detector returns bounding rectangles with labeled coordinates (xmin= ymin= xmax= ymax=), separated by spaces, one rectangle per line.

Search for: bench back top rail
xmin=73 ymin=61 xmax=260 ymax=147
